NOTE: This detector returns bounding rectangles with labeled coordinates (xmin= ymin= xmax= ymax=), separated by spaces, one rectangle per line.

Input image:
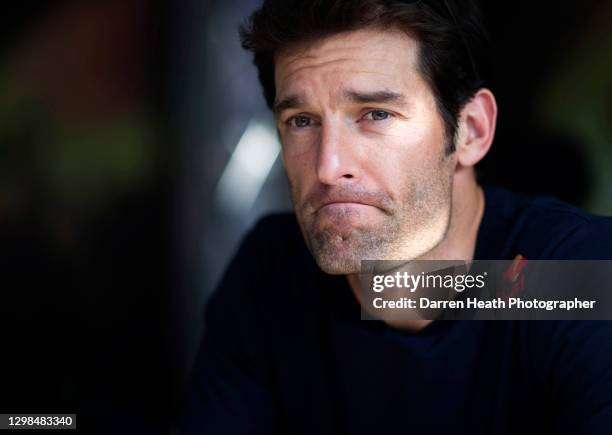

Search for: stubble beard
xmin=293 ymin=158 xmax=454 ymax=275
xmin=307 ymin=207 xmax=403 ymax=274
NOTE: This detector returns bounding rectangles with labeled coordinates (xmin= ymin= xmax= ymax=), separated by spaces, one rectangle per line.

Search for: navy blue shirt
xmin=181 ymin=186 xmax=612 ymax=434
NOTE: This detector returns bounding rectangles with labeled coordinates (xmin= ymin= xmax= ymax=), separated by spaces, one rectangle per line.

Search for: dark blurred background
xmin=0 ymin=0 xmax=611 ymax=433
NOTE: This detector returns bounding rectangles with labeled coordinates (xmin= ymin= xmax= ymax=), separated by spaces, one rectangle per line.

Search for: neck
xmin=346 ymin=171 xmax=485 ymax=331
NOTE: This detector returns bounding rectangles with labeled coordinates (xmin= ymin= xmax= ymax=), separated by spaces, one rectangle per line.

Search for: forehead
xmin=274 ymin=27 xmax=422 ymax=99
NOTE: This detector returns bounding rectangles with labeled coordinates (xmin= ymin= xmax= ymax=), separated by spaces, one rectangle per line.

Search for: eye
xmin=363 ymin=110 xmax=392 ymax=121
xmin=288 ymin=115 xmax=313 ymax=128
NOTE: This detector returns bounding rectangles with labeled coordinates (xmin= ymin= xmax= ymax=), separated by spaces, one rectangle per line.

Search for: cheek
xmin=364 ymin=128 xmax=434 ymax=177
xmin=282 ymin=149 xmax=316 ymax=197
xmin=363 ymin=119 xmax=447 ymax=195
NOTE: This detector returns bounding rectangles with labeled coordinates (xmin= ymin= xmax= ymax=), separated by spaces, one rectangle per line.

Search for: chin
xmin=301 ymin=218 xmax=386 ymax=275
xmin=314 ymin=253 xmax=361 ymax=275
xmin=309 ymin=234 xmax=373 ymax=275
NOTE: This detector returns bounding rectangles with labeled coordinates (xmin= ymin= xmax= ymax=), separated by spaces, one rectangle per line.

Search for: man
xmin=181 ymin=1 xmax=612 ymax=434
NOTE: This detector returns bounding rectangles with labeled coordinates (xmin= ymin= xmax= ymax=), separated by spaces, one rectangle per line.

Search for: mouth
xmin=315 ymin=201 xmax=384 ymax=219
xmin=318 ymin=201 xmax=376 ymax=211
xmin=304 ymin=188 xmax=392 ymax=216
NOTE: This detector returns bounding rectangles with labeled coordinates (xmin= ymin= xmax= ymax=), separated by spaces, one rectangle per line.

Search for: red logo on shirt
xmin=499 ymin=255 xmax=528 ymax=300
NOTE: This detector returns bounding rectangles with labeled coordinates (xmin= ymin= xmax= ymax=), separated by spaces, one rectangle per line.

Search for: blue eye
xmin=289 ymin=115 xmax=312 ymax=128
xmin=365 ymin=110 xmax=391 ymax=121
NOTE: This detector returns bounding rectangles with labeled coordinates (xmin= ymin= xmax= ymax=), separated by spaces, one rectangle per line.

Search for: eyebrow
xmin=343 ymin=89 xmax=407 ymax=105
xmin=273 ymin=89 xmax=408 ymax=115
xmin=273 ymin=95 xmax=304 ymax=115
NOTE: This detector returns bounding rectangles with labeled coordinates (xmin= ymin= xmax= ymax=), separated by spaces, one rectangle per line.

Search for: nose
xmin=316 ymin=120 xmax=361 ymax=186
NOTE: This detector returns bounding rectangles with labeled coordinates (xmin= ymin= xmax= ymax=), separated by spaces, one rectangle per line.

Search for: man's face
xmin=274 ymin=27 xmax=457 ymax=274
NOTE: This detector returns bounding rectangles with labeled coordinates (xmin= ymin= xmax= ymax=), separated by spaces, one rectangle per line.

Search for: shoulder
xmin=241 ymin=212 xmax=306 ymax=262
xmin=520 ymin=193 xmax=612 ymax=259
xmin=207 ymin=212 xmax=311 ymax=308
xmin=482 ymin=186 xmax=612 ymax=259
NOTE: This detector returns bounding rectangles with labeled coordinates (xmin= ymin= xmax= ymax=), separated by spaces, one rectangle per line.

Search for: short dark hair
xmin=240 ymin=0 xmax=489 ymax=154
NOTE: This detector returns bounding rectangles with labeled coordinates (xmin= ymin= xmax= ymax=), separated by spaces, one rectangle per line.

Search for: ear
xmin=455 ymin=88 xmax=497 ymax=167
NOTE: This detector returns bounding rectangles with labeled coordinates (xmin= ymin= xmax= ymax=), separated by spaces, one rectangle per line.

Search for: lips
xmin=303 ymin=186 xmax=393 ymax=216
xmin=318 ymin=201 xmax=378 ymax=215
xmin=311 ymin=193 xmax=381 ymax=213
